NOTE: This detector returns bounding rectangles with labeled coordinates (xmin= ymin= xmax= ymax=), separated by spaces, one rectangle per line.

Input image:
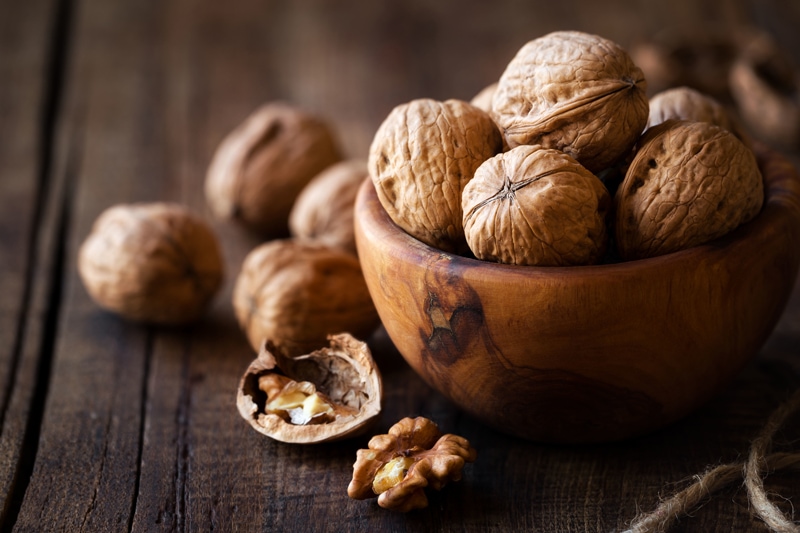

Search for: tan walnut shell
xmin=647 ymin=86 xmax=746 ymax=141
xmin=232 ymin=239 xmax=381 ymax=356
xmin=462 ymin=145 xmax=610 ymax=266
xmin=615 ymin=120 xmax=764 ymax=260
xmin=205 ymin=102 xmax=342 ymax=237
xmin=368 ymin=98 xmax=503 ymax=253
xmin=288 ymin=159 xmax=369 ymax=255
xmin=78 ymin=203 xmax=223 ymax=324
xmin=491 ymin=31 xmax=649 ymax=173
xmin=237 ymin=334 xmax=382 ymax=444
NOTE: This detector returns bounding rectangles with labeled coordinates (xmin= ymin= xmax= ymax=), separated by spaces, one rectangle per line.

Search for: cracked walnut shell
xmin=232 ymin=239 xmax=380 ymax=356
xmin=462 ymin=145 xmax=610 ymax=266
xmin=491 ymin=31 xmax=649 ymax=173
xmin=78 ymin=203 xmax=223 ymax=324
xmin=347 ymin=417 xmax=477 ymax=512
xmin=237 ymin=334 xmax=382 ymax=444
xmin=614 ymin=120 xmax=764 ymax=260
xmin=368 ymin=98 xmax=503 ymax=253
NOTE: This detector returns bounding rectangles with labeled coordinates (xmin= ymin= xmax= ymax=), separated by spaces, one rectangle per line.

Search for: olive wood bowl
xmin=354 ymin=144 xmax=800 ymax=443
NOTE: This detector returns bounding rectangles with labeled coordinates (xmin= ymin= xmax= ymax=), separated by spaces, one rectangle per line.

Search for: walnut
xmin=347 ymin=416 xmax=477 ymax=512
xmin=614 ymin=120 xmax=764 ymax=260
xmin=205 ymin=102 xmax=342 ymax=237
xmin=288 ymin=159 xmax=368 ymax=255
xmin=232 ymin=239 xmax=380 ymax=356
xmin=77 ymin=203 xmax=223 ymax=324
xmin=368 ymin=98 xmax=503 ymax=253
xmin=491 ymin=31 xmax=649 ymax=173
xmin=469 ymin=82 xmax=497 ymax=113
xmin=647 ymin=86 xmax=746 ymax=141
xmin=462 ymin=145 xmax=610 ymax=266
xmin=237 ymin=334 xmax=382 ymax=444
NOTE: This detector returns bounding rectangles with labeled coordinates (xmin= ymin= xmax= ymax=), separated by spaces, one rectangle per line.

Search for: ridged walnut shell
xmin=463 ymin=146 xmax=610 ymax=266
xmin=232 ymin=239 xmax=380 ymax=356
xmin=288 ymin=159 xmax=369 ymax=255
xmin=647 ymin=86 xmax=745 ymax=141
xmin=205 ymin=102 xmax=342 ymax=237
xmin=237 ymin=334 xmax=382 ymax=444
xmin=78 ymin=203 xmax=223 ymax=324
xmin=368 ymin=98 xmax=503 ymax=253
xmin=491 ymin=31 xmax=649 ymax=173
xmin=615 ymin=120 xmax=764 ymax=260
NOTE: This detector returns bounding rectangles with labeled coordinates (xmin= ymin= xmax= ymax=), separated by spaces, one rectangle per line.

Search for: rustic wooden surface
xmin=1 ymin=1 xmax=799 ymax=532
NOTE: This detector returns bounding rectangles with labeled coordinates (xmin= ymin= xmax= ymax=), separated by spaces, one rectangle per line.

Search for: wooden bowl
xmin=354 ymin=144 xmax=800 ymax=443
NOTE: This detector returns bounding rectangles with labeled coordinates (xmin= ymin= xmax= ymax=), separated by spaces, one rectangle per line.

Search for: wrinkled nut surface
xmin=288 ymin=159 xmax=369 ymax=255
xmin=491 ymin=31 xmax=649 ymax=173
xmin=232 ymin=239 xmax=380 ymax=356
xmin=368 ymin=98 xmax=503 ymax=253
xmin=78 ymin=203 xmax=223 ymax=324
xmin=205 ymin=102 xmax=341 ymax=237
xmin=463 ymin=145 xmax=610 ymax=266
xmin=348 ymin=416 xmax=477 ymax=512
xmin=237 ymin=334 xmax=382 ymax=444
xmin=647 ymin=86 xmax=745 ymax=141
xmin=615 ymin=120 xmax=764 ymax=260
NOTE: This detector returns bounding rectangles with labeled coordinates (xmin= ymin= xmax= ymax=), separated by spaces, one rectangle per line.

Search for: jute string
xmin=623 ymin=388 xmax=800 ymax=533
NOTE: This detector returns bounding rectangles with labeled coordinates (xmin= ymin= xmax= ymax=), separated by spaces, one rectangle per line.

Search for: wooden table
xmin=2 ymin=1 xmax=799 ymax=531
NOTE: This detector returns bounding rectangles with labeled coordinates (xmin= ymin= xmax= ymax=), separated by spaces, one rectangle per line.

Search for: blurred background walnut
xmin=646 ymin=86 xmax=746 ymax=141
xmin=77 ymin=203 xmax=223 ymax=324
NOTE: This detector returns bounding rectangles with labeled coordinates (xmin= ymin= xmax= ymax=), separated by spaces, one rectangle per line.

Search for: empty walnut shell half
xmin=237 ymin=334 xmax=383 ymax=444
xmin=615 ymin=120 xmax=764 ymax=260
xmin=78 ymin=203 xmax=223 ymax=324
xmin=205 ymin=102 xmax=342 ymax=237
xmin=491 ymin=31 xmax=649 ymax=173
xmin=463 ymin=145 xmax=610 ymax=266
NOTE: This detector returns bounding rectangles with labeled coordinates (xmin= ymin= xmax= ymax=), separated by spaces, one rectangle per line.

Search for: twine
xmin=623 ymin=389 xmax=800 ymax=533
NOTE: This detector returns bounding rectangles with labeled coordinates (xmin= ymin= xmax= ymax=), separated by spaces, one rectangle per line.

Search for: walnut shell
xmin=469 ymin=82 xmax=497 ymax=113
xmin=237 ymin=334 xmax=382 ymax=444
xmin=614 ymin=120 xmax=764 ymax=260
xmin=232 ymin=239 xmax=380 ymax=356
xmin=205 ymin=102 xmax=342 ymax=237
xmin=462 ymin=145 xmax=610 ymax=266
xmin=491 ymin=31 xmax=649 ymax=173
xmin=77 ymin=203 xmax=223 ymax=324
xmin=368 ymin=98 xmax=503 ymax=253
xmin=647 ymin=86 xmax=746 ymax=141
xmin=288 ymin=159 xmax=368 ymax=254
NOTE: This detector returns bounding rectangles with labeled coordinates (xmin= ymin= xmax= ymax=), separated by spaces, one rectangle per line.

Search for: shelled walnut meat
xmin=348 ymin=417 xmax=477 ymax=512
xmin=237 ymin=334 xmax=382 ymax=444
xmin=462 ymin=145 xmax=610 ymax=266
xmin=205 ymin=102 xmax=342 ymax=237
xmin=78 ymin=203 xmax=223 ymax=324
xmin=368 ymin=98 xmax=503 ymax=253
xmin=232 ymin=239 xmax=380 ymax=357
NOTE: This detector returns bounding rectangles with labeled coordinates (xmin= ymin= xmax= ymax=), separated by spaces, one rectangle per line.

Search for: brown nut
xmin=469 ymin=82 xmax=497 ymax=113
xmin=491 ymin=31 xmax=649 ymax=173
xmin=614 ymin=120 xmax=764 ymax=260
xmin=462 ymin=145 xmax=610 ymax=266
xmin=205 ymin=102 xmax=342 ymax=237
xmin=647 ymin=86 xmax=745 ymax=141
xmin=78 ymin=203 xmax=223 ymax=324
xmin=232 ymin=239 xmax=380 ymax=356
xmin=347 ymin=416 xmax=477 ymax=512
xmin=237 ymin=334 xmax=383 ymax=444
xmin=368 ymin=98 xmax=503 ymax=253
xmin=288 ymin=159 xmax=368 ymax=255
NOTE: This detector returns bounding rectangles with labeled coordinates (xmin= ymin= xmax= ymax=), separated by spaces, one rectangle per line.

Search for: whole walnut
xmin=462 ymin=145 xmax=610 ymax=266
xmin=232 ymin=239 xmax=380 ymax=356
xmin=491 ymin=31 xmax=649 ymax=173
xmin=368 ymin=98 xmax=503 ymax=253
xmin=615 ymin=120 xmax=764 ymax=260
xmin=78 ymin=203 xmax=223 ymax=324
xmin=647 ymin=86 xmax=746 ymax=141
xmin=469 ymin=82 xmax=497 ymax=113
xmin=205 ymin=102 xmax=342 ymax=237
xmin=288 ymin=159 xmax=369 ymax=255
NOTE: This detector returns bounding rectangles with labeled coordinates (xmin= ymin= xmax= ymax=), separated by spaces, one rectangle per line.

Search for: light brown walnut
xmin=647 ymin=86 xmax=746 ymax=141
xmin=368 ymin=98 xmax=503 ymax=253
xmin=491 ymin=31 xmax=649 ymax=173
xmin=232 ymin=239 xmax=380 ymax=356
xmin=462 ymin=145 xmax=610 ymax=266
xmin=205 ymin=102 xmax=342 ymax=237
xmin=78 ymin=203 xmax=223 ymax=324
xmin=469 ymin=82 xmax=497 ymax=113
xmin=615 ymin=120 xmax=764 ymax=260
